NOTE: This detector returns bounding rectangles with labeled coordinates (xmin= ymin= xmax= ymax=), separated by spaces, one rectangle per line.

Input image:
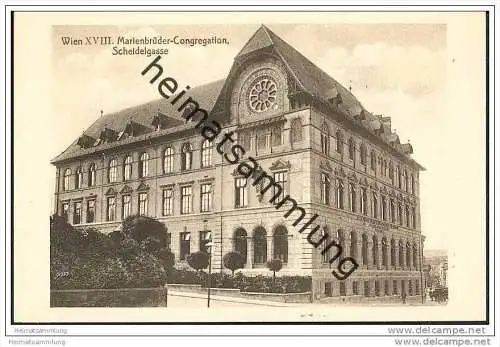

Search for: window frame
xmin=123 ymin=155 xmax=133 ymax=180
xmin=162 ymin=188 xmax=174 ymax=216
xmin=138 ymin=152 xmax=149 ymax=178
xmin=180 ymin=185 xmax=193 ymax=214
xmin=200 ymin=183 xmax=213 ymax=212
xmin=108 ymin=158 xmax=118 ymax=183
xmin=201 ymin=140 xmax=213 ymax=168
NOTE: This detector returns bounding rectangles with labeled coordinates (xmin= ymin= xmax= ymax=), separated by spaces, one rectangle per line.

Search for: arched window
xmin=321 ymin=173 xmax=331 ymax=205
xmin=108 ymin=159 xmax=118 ymax=183
xmin=390 ymin=199 xmax=396 ymax=223
xmin=348 ymin=138 xmax=355 ymax=160
xmin=390 ymin=239 xmax=396 ymax=266
xmin=405 ymin=206 xmax=411 ymax=228
xmin=181 ymin=143 xmax=193 ymax=171
xmin=338 ymin=230 xmax=345 ymax=255
xmin=335 ymin=178 xmax=344 ymax=209
xmin=272 ymin=125 xmax=283 ymax=147
xmin=389 ymin=162 xmax=394 ymax=183
xmin=413 ymin=243 xmax=419 ymax=270
xmin=320 ymin=121 xmax=329 ymax=155
xmin=361 ymin=234 xmax=369 ymax=266
xmin=138 ymin=152 xmax=149 ymax=178
xmin=163 ymin=147 xmax=174 ymax=174
xmin=370 ymin=150 xmax=377 ymax=170
xmin=372 ymin=192 xmax=378 ymax=218
xmin=123 ymin=155 xmax=132 ymax=180
xmin=382 ymin=237 xmax=389 ymax=267
xmin=410 ymin=174 xmax=415 ymax=195
xmin=253 ymin=227 xmax=267 ymax=264
xmin=336 ymin=129 xmax=344 ymax=154
xmin=404 ymin=170 xmax=409 ymax=192
xmin=349 ymin=183 xmax=356 ymax=212
xmin=399 ymin=240 xmax=405 ymax=267
xmin=412 ymin=207 xmax=417 ymax=229
xmin=321 ymin=227 xmax=331 ymax=263
xmin=398 ymin=203 xmax=403 ymax=225
xmin=63 ymin=168 xmax=72 ymax=191
xmin=372 ymin=235 xmax=379 ymax=267
xmin=75 ymin=167 xmax=83 ymax=189
xmin=406 ymin=242 xmax=412 ymax=268
xmin=273 ymin=225 xmax=288 ymax=263
xmin=360 ymin=144 xmax=367 ymax=165
xmin=201 ymin=139 xmax=213 ymax=167
xmin=290 ymin=118 xmax=303 ymax=142
xmin=350 ymin=231 xmax=357 ymax=260
xmin=381 ymin=195 xmax=387 ymax=220
xmin=360 ymin=187 xmax=368 ymax=215
xmin=397 ymin=166 xmax=402 ymax=189
xmin=233 ymin=228 xmax=247 ymax=264
xmin=88 ymin=163 xmax=96 ymax=187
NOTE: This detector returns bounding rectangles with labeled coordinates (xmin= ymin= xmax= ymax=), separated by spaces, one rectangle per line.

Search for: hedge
xmin=168 ymin=270 xmax=311 ymax=294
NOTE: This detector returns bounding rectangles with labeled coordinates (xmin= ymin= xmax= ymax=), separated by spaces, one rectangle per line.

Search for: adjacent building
xmin=51 ymin=25 xmax=425 ymax=301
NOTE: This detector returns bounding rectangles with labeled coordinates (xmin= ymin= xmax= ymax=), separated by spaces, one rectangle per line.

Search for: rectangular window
xmin=250 ymin=135 xmax=256 ymax=151
xmin=138 ymin=193 xmax=148 ymax=216
xmin=257 ymin=132 xmax=268 ymax=149
xmin=62 ymin=202 xmax=69 ymax=221
xmin=73 ymin=202 xmax=81 ymax=225
xmin=181 ymin=186 xmax=192 ymax=214
xmin=321 ymin=173 xmax=330 ymax=205
xmin=162 ymin=188 xmax=173 ymax=216
xmin=273 ymin=171 xmax=286 ymax=204
xmin=107 ymin=196 xmax=116 ymax=221
xmin=200 ymin=183 xmax=212 ymax=212
xmin=180 ymin=232 xmax=191 ymax=260
xmin=122 ymin=195 xmax=131 ymax=219
xmin=199 ymin=230 xmax=211 ymax=253
xmin=86 ymin=200 xmax=95 ymax=223
xmin=235 ymin=178 xmax=248 ymax=208
xmin=353 ymin=281 xmax=359 ymax=295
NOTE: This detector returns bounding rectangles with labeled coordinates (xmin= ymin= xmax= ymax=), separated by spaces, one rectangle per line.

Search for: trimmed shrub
xmin=266 ymin=259 xmax=283 ymax=283
xmin=186 ymin=251 xmax=210 ymax=271
xmin=223 ymin=252 xmax=245 ymax=276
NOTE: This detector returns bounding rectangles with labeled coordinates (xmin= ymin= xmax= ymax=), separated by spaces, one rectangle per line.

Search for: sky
xmin=50 ymin=23 xmax=451 ymax=250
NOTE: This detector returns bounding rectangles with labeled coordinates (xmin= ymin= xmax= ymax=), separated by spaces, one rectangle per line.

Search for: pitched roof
xmin=52 ymin=25 xmax=422 ymax=169
xmin=259 ymin=25 xmax=364 ymax=117
xmin=51 ymin=79 xmax=225 ymax=163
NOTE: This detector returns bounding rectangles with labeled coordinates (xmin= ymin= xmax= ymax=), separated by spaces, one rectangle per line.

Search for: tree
xmin=121 ymin=215 xmax=168 ymax=252
xmin=187 ymin=251 xmax=209 ymax=272
xmin=223 ymin=252 xmax=245 ymax=276
xmin=266 ymin=259 xmax=283 ymax=284
xmin=157 ymin=248 xmax=175 ymax=274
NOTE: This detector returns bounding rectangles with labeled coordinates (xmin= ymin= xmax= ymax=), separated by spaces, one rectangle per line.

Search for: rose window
xmin=249 ymin=77 xmax=277 ymax=112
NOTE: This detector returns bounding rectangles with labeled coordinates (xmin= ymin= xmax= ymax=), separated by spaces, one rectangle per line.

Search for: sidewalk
xmin=166 ymin=290 xmax=300 ymax=307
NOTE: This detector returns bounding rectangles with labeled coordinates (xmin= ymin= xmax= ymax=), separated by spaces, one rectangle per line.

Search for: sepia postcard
xmin=8 ymin=9 xmax=492 ymax=330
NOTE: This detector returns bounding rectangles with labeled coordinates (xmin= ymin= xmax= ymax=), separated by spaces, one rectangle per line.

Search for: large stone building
xmin=51 ymin=25 xmax=425 ymax=301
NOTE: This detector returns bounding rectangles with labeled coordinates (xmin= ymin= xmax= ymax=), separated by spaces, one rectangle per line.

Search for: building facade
xmin=51 ymin=25 xmax=425 ymax=301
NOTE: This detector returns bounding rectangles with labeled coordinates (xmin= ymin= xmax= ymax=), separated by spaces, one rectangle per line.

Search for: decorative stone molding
xmin=136 ymin=182 xmax=150 ymax=191
xmin=347 ymin=172 xmax=358 ymax=183
xmin=334 ymin=166 xmax=346 ymax=178
xmin=105 ymin=187 xmax=117 ymax=196
xmin=120 ymin=185 xmax=133 ymax=194
xmin=319 ymin=161 xmax=332 ymax=173
xmin=269 ymin=159 xmax=291 ymax=171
